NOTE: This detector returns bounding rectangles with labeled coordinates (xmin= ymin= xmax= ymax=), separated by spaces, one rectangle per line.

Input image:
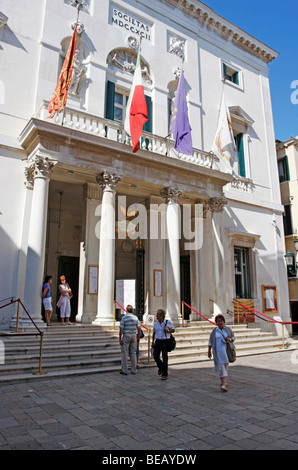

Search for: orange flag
xmin=47 ymin=24 xmax=78 ymax=119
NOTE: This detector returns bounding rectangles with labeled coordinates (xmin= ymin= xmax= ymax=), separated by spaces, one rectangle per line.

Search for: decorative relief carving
xmin=160 ymin=186 xmax=183 ymax=204
xmin=203 ymin=197 xmax=228 ymax=214
xmin=65 ymin=0 xmax=90 ymax=14
xmin=25 ymin=155 xmax=57 ymax=186
xmin=168 ymin=33 xmax=186 ymax=61
xmin=107 ymin=48 xmax=152 ymax=84
xmin=96 ymin=171 xmax=121 ymax=192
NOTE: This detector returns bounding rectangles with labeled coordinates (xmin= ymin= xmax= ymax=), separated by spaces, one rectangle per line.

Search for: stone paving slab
xmin=0 ymin=350 xmax=298 ymax=451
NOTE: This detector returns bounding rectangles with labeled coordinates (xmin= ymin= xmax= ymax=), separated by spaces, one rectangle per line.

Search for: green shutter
xmin=236 ymin=133 xmax=246 ymax=177
xmin=141 ymin=95 xmax=152 ymax=150
xmin=105 ymin=81 xmax=115 ymax=120
xmin=144 ymin=95 xmax=152 ymax=132
xmin=233 ymin=71 xmax=239 ymax=85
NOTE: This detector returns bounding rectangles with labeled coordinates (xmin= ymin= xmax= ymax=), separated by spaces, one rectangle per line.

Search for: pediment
xmin=229 ymin=106 xmax=254 ymax=127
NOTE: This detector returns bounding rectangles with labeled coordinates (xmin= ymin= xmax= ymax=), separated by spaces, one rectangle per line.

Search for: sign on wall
xmin=109 ymin=3 xmax=152 ymax=42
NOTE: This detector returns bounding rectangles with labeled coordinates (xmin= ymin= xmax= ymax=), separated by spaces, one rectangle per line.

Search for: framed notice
xmin=88 ymin=265 xmax=98 ymax=295
xmin=154 ymin=270 xmax=162 ymax=297
xmin=262 ymin=285 xmax=278 ymax=313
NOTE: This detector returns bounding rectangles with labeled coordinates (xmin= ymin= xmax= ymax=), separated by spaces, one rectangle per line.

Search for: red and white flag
xmin=124 ymin=48 xmax=148 ymax=153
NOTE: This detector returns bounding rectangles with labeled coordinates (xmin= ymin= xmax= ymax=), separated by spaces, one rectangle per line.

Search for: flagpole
xmin=61 ymin=2 xmax=81 ymax=126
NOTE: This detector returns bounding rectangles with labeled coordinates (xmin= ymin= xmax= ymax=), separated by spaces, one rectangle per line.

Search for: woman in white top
xmin=208 ymin=314 xmax=235 ymax=392
xmin=58 ymin=275 xmax=72 ymax=324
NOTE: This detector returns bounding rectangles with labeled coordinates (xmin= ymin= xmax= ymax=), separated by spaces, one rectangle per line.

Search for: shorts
xmin=43 ymin=297 xmax=52 ymax=311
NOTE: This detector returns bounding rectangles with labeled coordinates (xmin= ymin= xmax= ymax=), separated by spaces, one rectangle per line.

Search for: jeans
xmin=153 ymin=339 xmax=168 ymax=377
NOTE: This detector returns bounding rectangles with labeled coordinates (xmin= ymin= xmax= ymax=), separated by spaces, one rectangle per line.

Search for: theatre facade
xmin=0 ymin=0 xmax=290 ymax=330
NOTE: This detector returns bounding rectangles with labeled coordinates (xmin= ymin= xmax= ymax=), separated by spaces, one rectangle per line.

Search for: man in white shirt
xmin=151 ymin=309 xmax=175 ymax=380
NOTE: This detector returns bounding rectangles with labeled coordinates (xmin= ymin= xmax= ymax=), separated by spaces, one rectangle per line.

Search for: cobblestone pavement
xmin=0 ymin=350 xmax=298 ymax=451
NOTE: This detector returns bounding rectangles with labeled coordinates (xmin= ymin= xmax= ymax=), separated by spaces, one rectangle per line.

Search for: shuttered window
xmin=283 ymin=204 xmax=293 ymax=236
xmin=278 ymin=156 xmax=290 ymax=182
xmin=105 ymin=81 xmax=152 ymax=133
xmin=236 ymin=133 xmax=246 ymax=177
xmin=223 ymin=63 xmax=239 ymax=85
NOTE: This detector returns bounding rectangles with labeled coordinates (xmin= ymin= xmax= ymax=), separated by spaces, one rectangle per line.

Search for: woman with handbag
xmin=208 ymin=314 xmax=235 ymax=392
xmin=57 ymin=275 xmax=72 ymax=324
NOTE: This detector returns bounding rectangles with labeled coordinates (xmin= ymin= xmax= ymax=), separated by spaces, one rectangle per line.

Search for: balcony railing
xmin=35 ymin=101 xmax=220 ymax=171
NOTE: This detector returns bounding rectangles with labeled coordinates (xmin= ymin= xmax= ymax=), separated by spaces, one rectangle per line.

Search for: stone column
xmin=161 ymin=187 xmax=182 ymax=325
xmin=18 ymin=154 xmax=57 ymax=329
xmin=93 ymin=171 xmax=121 ymax=326
xmin=205 ymin=197 xmax=228 ymax=319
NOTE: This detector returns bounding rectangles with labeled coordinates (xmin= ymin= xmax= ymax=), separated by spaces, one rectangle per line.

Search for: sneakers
xmin=119 ymin=371 xmax=127 ymax=375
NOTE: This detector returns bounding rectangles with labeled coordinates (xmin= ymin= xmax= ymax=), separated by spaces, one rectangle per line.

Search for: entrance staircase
xmin=0 ymin=321 xmax=296 ymax=383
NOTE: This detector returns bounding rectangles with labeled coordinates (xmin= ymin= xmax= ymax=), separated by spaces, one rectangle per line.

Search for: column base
xmin=167 ymin=313 xmax=182 ymax=327
xmin=92 ymin=317 xmax=116 ymax=330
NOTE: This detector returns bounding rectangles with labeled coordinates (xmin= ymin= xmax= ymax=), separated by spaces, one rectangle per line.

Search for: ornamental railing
xmin=35 ymin=101 xmax=219 ymax=171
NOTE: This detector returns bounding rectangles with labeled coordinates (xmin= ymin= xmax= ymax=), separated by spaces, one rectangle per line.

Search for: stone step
xmin=0 ymin=322 xmax=295 ymax=383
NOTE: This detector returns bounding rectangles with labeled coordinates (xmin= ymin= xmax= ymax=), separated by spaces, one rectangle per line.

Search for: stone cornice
xmin=276 ymin=137 xmax=298 ymax=151
xmin=160 ymin=0 xmax=278 ymax=63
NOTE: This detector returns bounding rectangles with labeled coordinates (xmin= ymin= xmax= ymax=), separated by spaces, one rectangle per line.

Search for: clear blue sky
xmin=204 ymin=0 xmax=297 ymax=141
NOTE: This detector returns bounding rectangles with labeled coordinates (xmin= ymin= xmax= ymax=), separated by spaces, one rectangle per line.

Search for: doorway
xmin=57 ymin=256 xmax=79 ymax=322
xmin=180 ymin=253 xmax=191 ymax=320
xmin=290 ymin=301 xmax=298 ymax=335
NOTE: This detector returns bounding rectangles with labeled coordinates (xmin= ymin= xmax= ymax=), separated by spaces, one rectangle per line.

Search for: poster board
xmin=88 ymin=265 xmax=98 ymax=295
xmin=262 ymin=285 xmax=278 ymax=313
xmin=116 ymin=279 xmax=136 ymax=309
xmin=154 ymin=270 xmax=163 ymax=297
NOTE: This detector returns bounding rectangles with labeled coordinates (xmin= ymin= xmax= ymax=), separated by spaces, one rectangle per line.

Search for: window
xmin=283 ymin=204 xmax=293 ymax=236
xmin=235 ymin=133 xmax=245 ymax=178
xmin=278 ymin=156 xmax=290 ymax=182
xmin=234 ymin=247 xmax=251 ymax=298
xmin=106 ymin=81 xmax=152 ymax=131
xmin=105 ymin=82 xmax=129 ymax=123
xmin=114 ymin=92 xmax=127 ymax=122
xmin=223 ymin=63 xmax=240 ymax=86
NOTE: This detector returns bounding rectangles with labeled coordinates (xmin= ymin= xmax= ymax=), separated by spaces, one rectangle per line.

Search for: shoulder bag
xmin=165 ymin=320 xmax=176 ymax=352
xmin=218 ymin=328 xmax=236 ymax=363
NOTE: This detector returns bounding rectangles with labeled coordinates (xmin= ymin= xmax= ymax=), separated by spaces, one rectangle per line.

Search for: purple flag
xmin=171 ymin=70 xmax=193 ymax=155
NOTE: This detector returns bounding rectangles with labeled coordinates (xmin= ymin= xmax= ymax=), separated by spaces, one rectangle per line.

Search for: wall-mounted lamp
xmin=284 ymin=251 xmax=296 ymax=278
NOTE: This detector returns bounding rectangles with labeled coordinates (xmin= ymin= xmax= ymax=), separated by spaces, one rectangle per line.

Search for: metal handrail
xmin=0 ymin=298 xmax=46 ymax=375
xmin=182 ymin=301 xmax=217 ymax=326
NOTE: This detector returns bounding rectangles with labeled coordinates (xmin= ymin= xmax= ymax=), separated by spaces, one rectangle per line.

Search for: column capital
xmin=160 ymin=186 xmax=182 ymax=204
xmin=25 ymin=155 xmax=57 ymax=186
xmin=203 ymin=197 xmax=228 ymax=214
xmin=96 ymin=171 xmax=121 ymax=192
